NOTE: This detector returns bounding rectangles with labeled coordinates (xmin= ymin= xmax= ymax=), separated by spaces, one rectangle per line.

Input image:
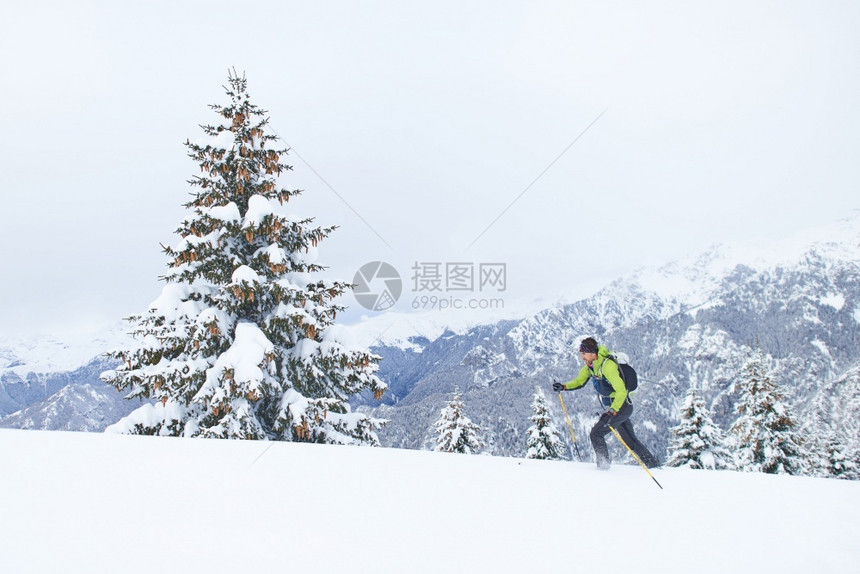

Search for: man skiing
xmin=553 ymin=337 xmax=660 ymax=470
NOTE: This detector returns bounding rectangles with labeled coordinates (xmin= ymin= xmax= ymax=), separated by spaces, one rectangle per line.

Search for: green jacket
xmin=562 ymin=345 xmax=628 ymax=412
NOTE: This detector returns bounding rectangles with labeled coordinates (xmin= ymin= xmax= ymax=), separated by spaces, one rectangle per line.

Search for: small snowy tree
xmin=101 ymin=70 xmax=386 ymax=444
xmin=525 ymin=387 xmax=564 ymax=460
xmin=666 ymin=388 xmax=734 ymax=470
xmin=818 ymin=427 xmax=859 ymax=480
xmin=728 ymin=349 xmax=807 ymax=475
xmin=434 ymin=389 xmax=484 ymax=454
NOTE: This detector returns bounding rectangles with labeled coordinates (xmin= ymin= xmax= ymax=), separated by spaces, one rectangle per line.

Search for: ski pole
xmin=608 ymin=425 xmax=663 ymax=490
xmin=557 ymin=392 xmax=582 ymax=461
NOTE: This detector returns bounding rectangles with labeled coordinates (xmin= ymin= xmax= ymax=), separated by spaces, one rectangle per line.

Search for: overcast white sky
xmin=1 ymin=1 xmax=859 ymax=338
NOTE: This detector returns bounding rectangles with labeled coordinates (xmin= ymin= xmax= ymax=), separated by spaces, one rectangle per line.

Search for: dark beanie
xmin=579 ymin=337 xmax=599 ymax=354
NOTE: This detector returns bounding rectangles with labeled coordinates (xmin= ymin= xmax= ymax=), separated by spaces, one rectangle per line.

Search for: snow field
xmin=1 ymin=429 xmax=858 ymax=573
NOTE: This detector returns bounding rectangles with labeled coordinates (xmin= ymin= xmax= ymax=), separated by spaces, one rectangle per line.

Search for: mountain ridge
xmin=2 ymin=214 xmax=859 ymax=467
xmin=364 ymin=213 xmax=860 ymax=460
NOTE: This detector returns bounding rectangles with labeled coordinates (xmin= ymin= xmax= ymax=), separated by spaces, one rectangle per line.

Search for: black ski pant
xmin=590 ymin=402 xmax=660 ymax=468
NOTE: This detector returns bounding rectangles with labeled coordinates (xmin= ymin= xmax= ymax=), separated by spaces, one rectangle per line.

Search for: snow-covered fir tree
xmin=525 ymin=387 xmax=564 ymax=460
xmin=728 ymin=349 xmax=807 ymax=475
xmin=666 ymin=387 xmax=734 ymax=470
xmin=434 ymin=389 xmax=484 ymax=454
xmin=101 ymin=71 xmax=386 ymax=444
xmin=818 ymin=426 xmax=859 ymax=480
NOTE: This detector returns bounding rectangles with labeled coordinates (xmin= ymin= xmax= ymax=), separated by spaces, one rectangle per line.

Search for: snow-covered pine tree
xmin=728 ymin=349 xmax=807 ymax=475
xmin=853 ymin=446 xmax=860 ymax=481
xmin=525 ymin=386 xmax=564 ymax=460
xmin=101 ymin=70 xmax=386 ymax=444
xmin=434 ymin=389 xmax=484 ymax=454
xmin=818 ymin=426 xmax=859 ymax=480
xmin=666 ymin=387 xmax=734 ymax=470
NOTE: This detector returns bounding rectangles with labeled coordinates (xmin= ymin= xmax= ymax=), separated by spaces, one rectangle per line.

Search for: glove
xmin=552 ymin=382 xmax=566 ymax=392
xmin=596 ymin=409 xmax=616 ymax=429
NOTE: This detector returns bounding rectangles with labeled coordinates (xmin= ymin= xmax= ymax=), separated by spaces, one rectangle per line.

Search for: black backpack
xmin=599 ymin=352 xmax=639 ymax=392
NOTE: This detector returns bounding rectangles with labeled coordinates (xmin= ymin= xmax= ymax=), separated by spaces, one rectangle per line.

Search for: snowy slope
xmin=0 ymin=429 xmax=857 ymax=574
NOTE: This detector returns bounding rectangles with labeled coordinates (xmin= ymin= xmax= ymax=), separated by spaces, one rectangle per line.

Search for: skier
xmin=553 ymin=337 xmax=660 ymax=470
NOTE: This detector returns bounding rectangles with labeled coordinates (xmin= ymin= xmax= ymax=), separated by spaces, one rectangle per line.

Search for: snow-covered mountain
xmin=2 ymin=215 xmax=859 ymax=465
xmin=0 ymin=325 xmax=131 ymax=378
xmin=0 ymin=327 xmax=135 ymax=428
xmin=0 ymin=382 xmax=146 ymax=432
xmin=363 ymin=214 xmax=860 ymax=460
